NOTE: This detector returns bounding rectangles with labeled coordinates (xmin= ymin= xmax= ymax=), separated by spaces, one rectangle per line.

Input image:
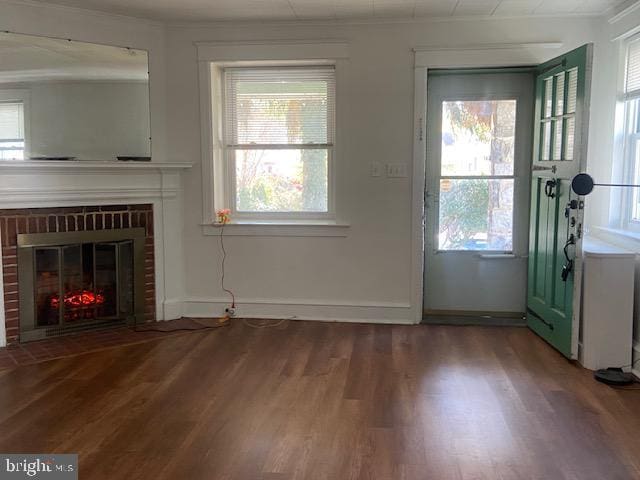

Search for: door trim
xmin=411 ymin=42 xmax=565 ymax=324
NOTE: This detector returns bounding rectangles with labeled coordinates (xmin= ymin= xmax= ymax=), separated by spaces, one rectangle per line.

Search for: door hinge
xmin=418 ymin=118 xmax=424 ymax=141
xmin=533 ymin=165 xmax=557 ymax=173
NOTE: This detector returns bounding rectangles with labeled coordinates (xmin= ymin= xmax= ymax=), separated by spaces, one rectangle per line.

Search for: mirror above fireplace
xmin=0 ymin=32 xmax=151 ymax=162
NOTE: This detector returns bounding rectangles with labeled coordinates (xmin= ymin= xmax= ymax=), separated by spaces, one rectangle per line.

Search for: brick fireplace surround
xmin=0 ymin=204 xmax=156 ymax=344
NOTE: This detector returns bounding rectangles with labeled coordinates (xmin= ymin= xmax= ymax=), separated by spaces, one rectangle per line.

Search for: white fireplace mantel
xmin=0 ymin=160 xmax=192 ymax=171
xmin=0 ymin=160 xmax=192 ymax=347
xmin=0 ymin=161 xmax=192 ymax=207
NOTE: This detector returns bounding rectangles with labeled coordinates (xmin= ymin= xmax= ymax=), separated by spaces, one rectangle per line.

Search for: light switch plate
xmin=386 ymin=163 xmax=408 ymax=178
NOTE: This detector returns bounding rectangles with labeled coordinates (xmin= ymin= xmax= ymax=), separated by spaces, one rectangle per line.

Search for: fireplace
xmin=0 ymin=204 xmax=156 ymax=343
xmin=17 ymin=228 xmax=146 ymax=342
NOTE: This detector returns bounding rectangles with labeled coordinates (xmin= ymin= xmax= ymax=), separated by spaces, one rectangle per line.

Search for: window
xmin=0 ymin=101 xmax=25 ymax=160
xmin=539 ymin=69 xmax=578 ymax=162
xmin=438 ymin=99 xmax=517 ymax=251
xmin=223 ymin=66 xmax=335 ymax=218
xmin=621 ymin=36 xmax=640 ymax=228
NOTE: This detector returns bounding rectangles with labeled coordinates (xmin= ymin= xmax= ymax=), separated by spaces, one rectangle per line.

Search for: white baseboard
xmin=633 ymin=340 xmax=640 ymax=378
xmin=162 ymin=298 xmax=185 ymax=321
xmin=182 ymin=296 xmax=415 ymax=325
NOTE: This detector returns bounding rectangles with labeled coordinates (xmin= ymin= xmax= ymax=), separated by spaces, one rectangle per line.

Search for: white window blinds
xmin=626 ymin=38 xmax=640 ymax=99
xmin=224 ymin=66 xmax=335 ymax=147
xmin=0 ymin=102 xmax=24 ymax=141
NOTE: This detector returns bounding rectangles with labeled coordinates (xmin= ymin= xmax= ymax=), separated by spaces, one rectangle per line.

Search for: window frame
xmin=0 ymin=89 xmax=30 ymax=161
xmin=617 ymin=34 xmax=640 ymax=232
xmin=196 ymin=42 xmax=349 ymax=235
xmin=221 ymin=66 xmax=336 ymax=221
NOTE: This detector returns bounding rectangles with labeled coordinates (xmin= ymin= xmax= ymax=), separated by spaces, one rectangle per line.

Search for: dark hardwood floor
xmin=0 ymin=320 xmax=639 ymax=479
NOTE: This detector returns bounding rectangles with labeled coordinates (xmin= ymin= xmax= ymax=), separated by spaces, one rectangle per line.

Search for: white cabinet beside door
xmin=580 ymin=237 xmax=635 ymax=370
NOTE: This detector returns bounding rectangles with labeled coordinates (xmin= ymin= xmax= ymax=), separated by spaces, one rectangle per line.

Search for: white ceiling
xmin=0 ymin=32 xmax=148 ymax=83
xmin=32 ymin=0 xmax=627 ymax=22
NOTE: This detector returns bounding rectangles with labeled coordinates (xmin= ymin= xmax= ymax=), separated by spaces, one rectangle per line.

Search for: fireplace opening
xmin=35 ymin=241 xmax=135 ymax=326
xmin=18 ymin=228 xmax=145 ymax=342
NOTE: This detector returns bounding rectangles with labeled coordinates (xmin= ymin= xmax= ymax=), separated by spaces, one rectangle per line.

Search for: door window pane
xmin=565 ymin=117 xmax=575 ymax=160
xmin=541 ymin=122 xmax=551 ymax=160
xmin=553 ymin=120 xmax=563 ymax=160
xmin=544 ymin=78 xmax=553 ymax=118
xmin=441 ymin=100 xmax=516 ymax=176
xmin=555 ymin=72 xmax=565 ymax=116
xmin=566 ymin=68 xmax=578 ymax=114
xmin=438 ymin=179 xmax=514 ymax=251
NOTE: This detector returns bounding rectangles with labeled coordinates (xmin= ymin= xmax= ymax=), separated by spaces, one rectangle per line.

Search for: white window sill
xmin=589 ymin=226 xmax=640 ymax=252
xmin=201 ymin=220 xmax=350 ymax=237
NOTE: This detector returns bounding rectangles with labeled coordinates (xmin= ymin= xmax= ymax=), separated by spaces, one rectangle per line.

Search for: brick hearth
xmin=0 ymin=204 xmax=156 ymax=344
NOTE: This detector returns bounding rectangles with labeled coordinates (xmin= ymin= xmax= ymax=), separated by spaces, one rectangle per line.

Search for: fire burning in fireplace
xmin=50 ymin=290 xmax=106 ymax=310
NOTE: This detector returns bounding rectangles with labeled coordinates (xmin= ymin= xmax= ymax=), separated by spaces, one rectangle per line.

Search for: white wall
xmin=165 ymin=17 xmax=600 ymax=322
xmin=1 ymin=81 xmax=150 ymax=160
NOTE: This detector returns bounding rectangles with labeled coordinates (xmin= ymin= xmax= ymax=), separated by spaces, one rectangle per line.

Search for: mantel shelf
xmin=0 ymin=160 xmax=193 ymax=173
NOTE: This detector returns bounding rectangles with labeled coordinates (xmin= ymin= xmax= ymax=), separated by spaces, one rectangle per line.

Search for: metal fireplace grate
xmin=17 ymin=228 xmax=146 ymax=342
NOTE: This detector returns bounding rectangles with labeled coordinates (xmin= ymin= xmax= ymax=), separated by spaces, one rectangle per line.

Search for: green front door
xmin=527 ymin=45 xmax=592 ymax=359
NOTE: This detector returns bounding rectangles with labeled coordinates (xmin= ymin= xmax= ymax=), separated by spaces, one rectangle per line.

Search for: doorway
xmin=423 ymin=70 xmax=534 ymax=320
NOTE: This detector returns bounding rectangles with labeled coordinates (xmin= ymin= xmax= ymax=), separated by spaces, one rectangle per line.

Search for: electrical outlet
xmin=386 ymin=163 xmax=408 ymax=178
xmin=225 ymin=307 xmax=236 ymax=317
xmin=371 ymin=162 xmax=382 ymax=177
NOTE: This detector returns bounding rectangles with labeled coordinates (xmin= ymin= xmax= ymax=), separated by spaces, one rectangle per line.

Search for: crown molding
xmin=608 ymin=0 xmax=640 ymax=24
xmin=168 ymin=12 xmax=603 ymax=30
xmin=413 ymin=42 xmax=563 ymax=53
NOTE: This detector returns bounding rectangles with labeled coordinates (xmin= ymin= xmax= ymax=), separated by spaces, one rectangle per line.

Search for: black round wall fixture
xmin=571 ymin=173 xmax=595 ymax=196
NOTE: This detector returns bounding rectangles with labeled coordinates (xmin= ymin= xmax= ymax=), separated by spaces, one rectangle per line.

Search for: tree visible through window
xmin=224 ymin=67 xmax=334 ymax=215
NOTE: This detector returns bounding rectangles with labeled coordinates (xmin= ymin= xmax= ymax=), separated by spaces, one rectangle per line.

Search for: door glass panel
xmin=438 ymin=179 xmax=514 ymax=251
xmin=566 ymin=68 xmax=578 ymax=113
xmin=544 ymin=78 xmax=553 ymax=118
xmin=553 ymin=120 xmax=563 ymax=160
xmin=441 ymin=100 xmax=516 ymax=176
xmin=565 ymin=117 xmax=575 ymax=160
xmin=555 ymin=72 xmax=565 ymax=116
xmin=438 ymin=98 xmax=517 ymax=252
xmin=541 ymin=122 xmax=551 ymax=160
